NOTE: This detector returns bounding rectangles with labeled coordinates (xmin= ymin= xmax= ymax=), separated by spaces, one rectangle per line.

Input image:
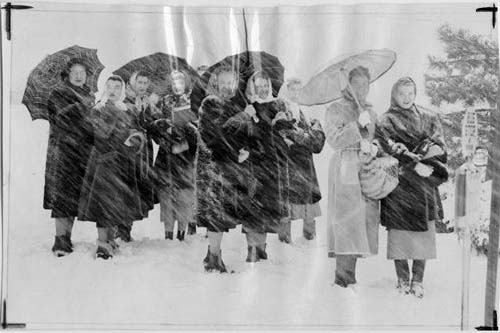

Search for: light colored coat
xmin=324 ymin=91 xmax=380 ymax=257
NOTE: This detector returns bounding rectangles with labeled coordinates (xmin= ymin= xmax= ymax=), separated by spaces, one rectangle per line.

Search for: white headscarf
xmin=245 ymin=71 xmax=275 ymax=103
xmin=96 ymin=75 xmax=128 ymax=111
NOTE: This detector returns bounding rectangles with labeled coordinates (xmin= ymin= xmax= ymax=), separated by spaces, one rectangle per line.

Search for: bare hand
xmin=414 ymin=162 xmax=434 ymax=177
xmin=358 ymin=111 xmax=371 ymax=128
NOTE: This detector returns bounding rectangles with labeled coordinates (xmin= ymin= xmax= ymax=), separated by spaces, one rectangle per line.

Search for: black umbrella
xmin=191 ymin=51 xmax=285 ymax=113
xmin=113 ymin=52 xmax=199 ymax=97
xmin=22 ymin=45 xmax=104 ymax=120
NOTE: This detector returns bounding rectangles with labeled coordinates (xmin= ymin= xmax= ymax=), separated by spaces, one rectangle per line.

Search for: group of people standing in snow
xmin=42 ymin=58 xmax=448 ymax=298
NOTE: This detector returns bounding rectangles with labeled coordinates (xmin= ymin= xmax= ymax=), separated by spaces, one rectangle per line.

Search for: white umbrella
xmin=297 ymin=49 xmax=397 ymax=106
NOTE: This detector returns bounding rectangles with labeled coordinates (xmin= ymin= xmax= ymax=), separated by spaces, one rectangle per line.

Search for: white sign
xmin=461 ymin=108 xmax=479 ymax=158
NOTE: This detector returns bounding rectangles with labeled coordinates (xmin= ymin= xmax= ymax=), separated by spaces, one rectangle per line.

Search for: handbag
xmin=359 ymin=155 xmax=399 ymax=200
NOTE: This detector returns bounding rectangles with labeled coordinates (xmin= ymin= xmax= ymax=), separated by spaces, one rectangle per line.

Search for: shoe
xmin=203 ymin=246 xmax=210 ymax=264
xmin=65 ymin=232 xmax=74 ymax=249
xmin=177 ymin=230 xmax=185 ymax=241
xmin=187 ymin=223 xmax=197 ymax=235
xmin=165 ymin=231 xmax=174 ymax=240
xmin=256 ymin=244 xmax=268 ymax=260
xmin=303 ymin=230 xmax=315 ymax=240
xmin=410 ymin=281 xmax=424 ymax=298
xmin=52 ymin=235 xmax=73 ymax=257
xmin=246 ymin=246 xmax=260 ymax=263
xmin=107 ymin=239 xmax=120 ymax=252
xmin=204 ymin=249 xmax=227 ymax=273
xmin=95 ymin=240 xmax=113 ymax=260
xmin=436 ymin=220 xmax=454 ymax=234
xmin=116 ymin=225 xmax=133 ymax=242
xmin=396 ymin=278 xmax=411 ymax=294
xmin=278 ymin=234 xmax=291 ymax=244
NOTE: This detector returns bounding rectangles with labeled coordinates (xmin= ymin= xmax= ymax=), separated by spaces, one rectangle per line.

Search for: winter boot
xmin=187 ymin=223 xmax=197 ymax=235
xmin=107 ymin=239 xmax=120 ymax=252
xmin=51 ymin=235 xmax=73 ymax=257
xmin=204 ymin=249 xmax=227 ymax=273
xmin=256 ymin=243 xmax=268 ymax=260
xmin=116 ymin=225 xmax=133 ymax=242
xmin=396 ymin=278 xmax=411 ymax=294
xmin=278 ymin=234 xmax=291 ymax=244
xmin=410 ymin=281 xmax=424 ymax=298
xmin=246 ymin=246 xmax=260 ymax=263
xmin=203 ymin=246 xmax=210 ymax=264
xmin=65 ymin=232 xmax=74 ymax=249
xmin=95 ymin=240 xmax=114 ymax=260
xmin=165 ymin=231 xmax=174 ymax=240
xmin=177 ymin=230 xmax=185 ymax=241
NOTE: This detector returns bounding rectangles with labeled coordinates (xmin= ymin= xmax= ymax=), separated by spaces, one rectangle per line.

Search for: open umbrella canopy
xmin=297 ymin=49 xmax=397 ymax=106
xmin=112 ymin=52 xmax=199 ymax=97
xmin=22 ymin=45 xmax=104 ymax=120
xmin=191 ymin=51 xmax=285 ymax=113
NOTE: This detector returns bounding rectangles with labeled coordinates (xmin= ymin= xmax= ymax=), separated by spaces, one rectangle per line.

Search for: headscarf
xmin=245 ymin=71 xmax=275 ymax=103
xmin=96 ymin=75 xmax=128 ymax=111
xmin=390 ymin=76 xmax=417 ymax=110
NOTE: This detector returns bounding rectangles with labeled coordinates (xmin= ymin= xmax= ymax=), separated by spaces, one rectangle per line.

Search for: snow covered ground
xmin=4 ymin=107 xmax=491 ymax=330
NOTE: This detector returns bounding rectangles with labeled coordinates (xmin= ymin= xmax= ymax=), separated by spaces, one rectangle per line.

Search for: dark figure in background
xmin=150 ymin=70 xmax=197 ymax=241
xmin=78 ymin=75 xmax=148 ymax=259
xmin=44 ymin=59 xmax=95 ymax=257
xmin=376 ymin=77 xmax=448 ymax=298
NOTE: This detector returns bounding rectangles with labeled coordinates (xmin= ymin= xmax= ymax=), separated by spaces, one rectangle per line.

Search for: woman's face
xmin=254 ymin=77 xmax=270 ymax=100
xmin=172 ymin=75 xmax=187 ymax=95
xmin=106 ymin=79 xmax=123 ymax=102
xmin=394 ymin=84 xmax=416 ymax=109
xmin=69 ymin=64 xmax=87 ymax=87
xmin=349 ymin=74 xmax=370 ymax=103
xmin=287 ymin=82 xmax=301 ymax=101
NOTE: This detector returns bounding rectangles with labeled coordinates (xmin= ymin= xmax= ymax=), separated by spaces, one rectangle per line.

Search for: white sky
xmin=4 ymin=1 xmax=497 ymax=117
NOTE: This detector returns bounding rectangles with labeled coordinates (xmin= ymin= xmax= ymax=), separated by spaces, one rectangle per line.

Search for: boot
xmin=256 ymin=243 xmax=268 ymax=260
xmin=65 ymin=232 xmax=74 ymax=249
xmin=177 ymin=230 xmax=185 ymax=241
xmin=165 ymin=231 xmax=174 ymax=240
xmin=396 ymin=278 xmax=411 ymax=294
xmin=246 ymin=246 xmax=260 ymax=263
xmin=410 ymin=281 xmax=424 ymax=298
xmin=204 ymin=249 xmax=227 ymax=273
xmin=303 ymin=230 xmax=315 ymax=240
xmin=51 ymin=235 xmax=73 ymax=257
xmin=203 ymin=246 xmax=210 ymax=264
xmin=116 ymin=225 xmax=133 ymax=242
xmin=95 ymin=240 xmax=113 ymax=260
xmin=107 ymin=239 xmax=120 ymax=252
xmin=278 ymin=234 xmax=291 ymax=244
xmin=187 ymin=223 xmax=197 ymax=235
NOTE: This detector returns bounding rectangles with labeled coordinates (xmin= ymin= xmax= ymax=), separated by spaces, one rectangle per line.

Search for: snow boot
xmin=410 ymin=281 xmax=424 ymax=298
xmin=256 ymin=243 xmax=268 ymax=260
xmin=52 ymin=235 xmax=73 ymax=257
xmin=396 ymin=278 xmax=411 ymax=294
xmin=177 ymin=230 xmax=185 ymax=241
xmin=65 ymin=232 xmax=74 ymax=249
xmin=116 ymin=225 xmax=133 ymax=242
xmin=204 ymin=249 xmax=227 ymax=273
xmin=95 ymin=240 xmax=114 ymax=260
xmin=165 ymin=231 xmax=174 ymax=240
xmin=187 ymin=223 xmax=197 ymax=235
xmin=246 ymin=246 xmax=260 ymax=263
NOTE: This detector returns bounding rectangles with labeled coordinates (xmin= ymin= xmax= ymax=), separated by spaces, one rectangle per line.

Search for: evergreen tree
xmin=425 ymin=24 xmax=498 ymax=107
